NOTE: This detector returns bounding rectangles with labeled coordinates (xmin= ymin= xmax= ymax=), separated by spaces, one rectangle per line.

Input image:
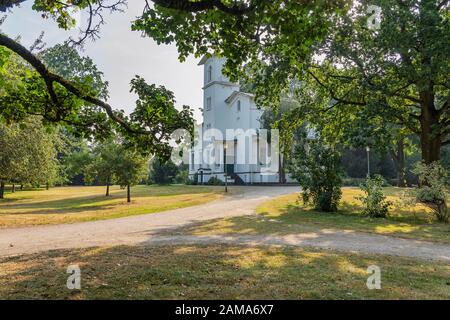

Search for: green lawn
xmin=1 ymin=244 xmax=449 ymax=299
xmin=0 ymin=185 xmax=224 ymax=228
xmin=175 ymin=187 xmax=450 ymax=244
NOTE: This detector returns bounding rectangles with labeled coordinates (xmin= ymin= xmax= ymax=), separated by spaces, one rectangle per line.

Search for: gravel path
xmin=1 ymin=185 xmax=449 ymax=261
xmin=0 ymin=186 xmax=297 ymax=257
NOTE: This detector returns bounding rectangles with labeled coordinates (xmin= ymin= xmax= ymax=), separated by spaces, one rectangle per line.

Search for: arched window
xmin=237 ymin=100 xmax=241 ymax=112
xmin=207 ymin=65 xmax=212 ymax=82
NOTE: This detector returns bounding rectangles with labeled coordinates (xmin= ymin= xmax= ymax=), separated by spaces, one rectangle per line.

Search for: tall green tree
xmin=0 ymin=116 xmax=59 ymax=198
xmin=113 ymin=146 xmax=149 ymax=203
xmin=0 ymin=19 xmax=193 ymax=159
xmin=84 ymin=140 xmax=117 ymax=196
xmin=149 ymin=158 xmax=179 ymax=184
xmin=56 ymin=127 xmax=96 ymax=185
xmin=302 ymin=0 xmax=449 ymax=164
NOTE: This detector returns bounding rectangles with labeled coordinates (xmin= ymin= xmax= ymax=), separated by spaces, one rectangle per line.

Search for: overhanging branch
xmin=0 ymin=33 xmax=144 ymax=135
xmin=151 ymin=0 xmax=256 ymax=14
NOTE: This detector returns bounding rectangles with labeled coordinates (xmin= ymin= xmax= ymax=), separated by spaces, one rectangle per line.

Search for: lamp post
xmin=224 ymin=143 xmax=228 ymax=193
xmin=366 ymin=146 xmax=371 ymax=177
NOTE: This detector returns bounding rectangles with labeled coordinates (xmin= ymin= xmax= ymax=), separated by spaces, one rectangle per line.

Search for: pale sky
xmin=2 ymin=1 xmax=204 ymax=121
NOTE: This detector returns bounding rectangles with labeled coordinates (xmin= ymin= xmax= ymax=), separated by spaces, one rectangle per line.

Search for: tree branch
xmin=151 ymin=0 xmax=256 ymax=14
xmin=307 ymin=69 xmax=366 ymax=106
xmin=0 ymin=32 xmax=144 ymax=135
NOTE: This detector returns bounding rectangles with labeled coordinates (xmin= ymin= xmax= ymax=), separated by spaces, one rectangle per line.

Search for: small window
xmin=237 ymin=100 xmax=241 ymax=112
xmin=206 ymin=123 xmax=211 ymax=129
xmin=206 ymin=97 xmax=212 ymax=111
xmin=207 ymin=65 xmax=212 ymax=82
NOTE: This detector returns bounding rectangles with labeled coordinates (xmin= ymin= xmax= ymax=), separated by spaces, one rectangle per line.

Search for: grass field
xmin=1 ymin=186 xmax=449 ymax=300
xmin=0 ymin=185 xmax=224 ymax=228
xmin=1 ymin=244 xmax=449 ymax=299
xmin=176 ymin=187 xmax=450 ymax=244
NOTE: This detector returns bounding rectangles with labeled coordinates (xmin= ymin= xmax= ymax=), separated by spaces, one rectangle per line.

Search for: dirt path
xmin=1 ymin=185 xmax=449 ymax=261
xmin=0 ymin=186 xmax=297 ymax=257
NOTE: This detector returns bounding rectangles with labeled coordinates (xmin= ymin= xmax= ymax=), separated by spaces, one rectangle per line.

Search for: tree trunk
xmin=389 ymin=139 xmax=406 ymax=187
xmin=46 ymin=182 xmax=49 ymax=190
xmin=11 ymin=184 xmax=15 ymax=193
xmin=20 ymin=184 xmax=23 ymax=190
xmin=420 ymin=91 xmax=441 ymax=164
xmin=127 ymin=185 xmax=131 ymax=203
xmin=0 ymin=181 xmax=4 ymax=199
xmin=105 ymin=183 xmax=110 ymax=197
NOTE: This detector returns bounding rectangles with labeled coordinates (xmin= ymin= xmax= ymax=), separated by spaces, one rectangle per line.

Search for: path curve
xmin=0 ymin=186 xmax=297 ymax=257
xmin=1 ymin=185 xmax=449 ymax=261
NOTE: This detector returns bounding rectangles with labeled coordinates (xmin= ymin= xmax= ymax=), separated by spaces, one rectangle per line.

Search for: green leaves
xmin=358 ymin=175 xmax=392 ymax=218
xmin=288 ymin=138 xmax=344 ymax=212
xmin=128 ymin=76 xmax=194 ymax=160
xmin=133 ymin=0 xmax=347 ymax=106
xmin=0 ymin=116 xmax=59 ymax=187
xmin=410 ymin=161 xmax=449 ymax=223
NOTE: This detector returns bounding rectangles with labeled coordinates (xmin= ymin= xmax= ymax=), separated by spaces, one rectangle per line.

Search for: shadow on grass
xmin=1 ymin=244 xmax=449 ymax=299
xmin=169 ymin=198 xmax=450 ymax=244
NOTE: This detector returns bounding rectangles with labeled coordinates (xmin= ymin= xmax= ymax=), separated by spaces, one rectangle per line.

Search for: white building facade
xmin=189 ymin=55 xmax=290 ymax=184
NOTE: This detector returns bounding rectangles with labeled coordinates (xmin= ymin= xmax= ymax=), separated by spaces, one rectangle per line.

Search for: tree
xmin=135 ymin=0 xmax=448 ymax=165
xmin=57 ymin=129 xmax=93 ymax=185
xmin=0 ymin=32 xmax=193 ymax=160
xmin=259 ymin=96 xmax=307 ymax=183
xmin=302 ymin=0 xmax=449 ymax=164
xmin=84 ymin=140 xmax=117 ymax=196
xmin=0 ymin=116 xmax=59 ymax=198
xmin=113 ymin=145 xmax=149 ymax=203
xmin=149 ymin=158 xmax=179 ymax=184
xmin=0 ymin=0 xmax=342 ymax=126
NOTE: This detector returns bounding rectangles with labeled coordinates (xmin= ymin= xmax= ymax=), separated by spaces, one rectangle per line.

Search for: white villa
xmin=189 ymin=55 xmax=292 ymax=185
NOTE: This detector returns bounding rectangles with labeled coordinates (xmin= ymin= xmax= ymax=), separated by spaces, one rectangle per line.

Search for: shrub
xmin=207 ymin=176 xmax=224 ymax=186
xmin=358 ymin=175 xmax=392 ymax=218
xmin=174 ymin=169 xmax=189 ymax=184
xmin=289 ymin=140 xmax=343 ymax=212
xmin=411 ymin=162 xmax=449 ymax=223
xmin=186 ymin=172 xmax=198 ymax=185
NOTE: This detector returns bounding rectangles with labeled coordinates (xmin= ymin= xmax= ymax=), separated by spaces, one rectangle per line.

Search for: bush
xmin=411 ymin=162 xmax=449 ymax=223
xmin=358 ymin=175 xmax=392 ymax=218
xmin=289 ymin=140 xmax=343 ymax=212
xmin=186 ymin=172 xmax=198 ymax=185
xmin=174 ymin=169 xmax=189 ymax=184
xmin=207 ymin=176 xmax=224 ymax=186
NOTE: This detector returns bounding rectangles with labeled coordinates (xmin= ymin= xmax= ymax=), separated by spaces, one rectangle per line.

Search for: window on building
xmin=206 ymin=123 xmax=211 ymax=129
xmin=237 ymin=100 xmax=241 ymax=112
xmin=206 ymin=97 xmax=212 ymax=111
xmin=207 ymin=65 xmax=212 ymax=82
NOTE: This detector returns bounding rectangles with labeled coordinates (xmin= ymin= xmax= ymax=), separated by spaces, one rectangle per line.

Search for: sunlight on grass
xmin=374 ymin=224 xmax=420 ymax=234
xmin=1 ymin=244 xmax=449 ymax=299
xmin=0 ymin=185 xmax=224 ymax=227
xmin=175 ymin=188 xmax=450 ymax=244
